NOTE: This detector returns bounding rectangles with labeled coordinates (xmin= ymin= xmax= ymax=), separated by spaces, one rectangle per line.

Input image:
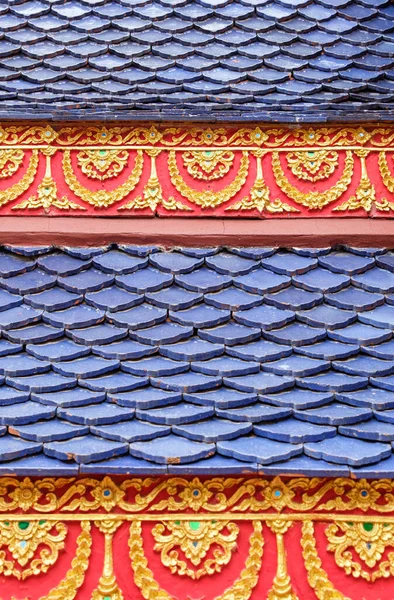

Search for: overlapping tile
xmin=0 ymin=244 xmax=393 ymax=476
xmin=0 ymin=0 xmax=394 ymax=119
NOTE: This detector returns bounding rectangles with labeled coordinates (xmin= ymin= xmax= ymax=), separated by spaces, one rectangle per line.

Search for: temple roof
xmin=0 ymin=0 xmax=394 ymax=122
xmin=0 ymin=244 xmax=392 ymax=476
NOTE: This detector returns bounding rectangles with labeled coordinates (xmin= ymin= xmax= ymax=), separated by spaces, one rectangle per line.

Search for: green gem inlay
xmin=363 ymin=523 xmax=374 ymax=532
xmin=189 ymin=521 xmax=200 ymax=531
xmin=18 ymin=522 xmax=29 ymax=530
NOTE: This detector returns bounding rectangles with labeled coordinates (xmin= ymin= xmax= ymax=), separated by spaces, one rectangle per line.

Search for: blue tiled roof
xmin=2 ymin=244 xmax=394 ymax=477
xmin=0 ymin=0 xmax=394 ymax=122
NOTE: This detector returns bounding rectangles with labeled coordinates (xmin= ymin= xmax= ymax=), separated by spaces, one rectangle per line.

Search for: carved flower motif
xmin=347 ymin=481 xmax=380 ymax=511
xmin=353 ymin=127 xmax=372 ymax=145
xmin=263 ymin=477 xmax=295 ymax=511
xmin=91 ymin=477 xmax=125 ymax=512
xmin=178 ymin=479 xmax=212 ymax=511
xmin=8 ymin=479 xmax=42 ymax=511
xmin=251 ymin=127 xmax=268 ymax=145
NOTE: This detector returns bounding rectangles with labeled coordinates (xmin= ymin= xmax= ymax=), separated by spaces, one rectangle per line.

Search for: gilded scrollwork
xmin=91 ymin=520 xmax=124 ymax=600
xmin=226 ymin=149 xmax=298 ymax=213
xmin=152 ymin=519 xmax=239 ymax=579
xmin=182 ymin=150 xmax=235 ymax=181
xmin=271 ymin=150 xmax=354 ymax=209
xmin=326 ymin=521 xmax=394 ymax=582
xmin=118 ymin=149 xmax=190 ymax=212
xmin=129 ymin=520 xmax=263 ymax=600
xmin=168 ymin=150 xmax=249 ymax=208
xmin=0 ymin=149 xmax=39 ymax=208
xmin=13 ymin=148 xmax=84 ymax=211
xmin=62 ymin=149 xmax=144 ymax=208
xmin=77 ymin=149 xmax=129 ymax=181
xmin=286 ymin=150 xmax=339 ymax=182
xmin=0 ymin=520 xmax=67 ymax=580
xmin=0 ymin=149 xmax=24 ymax=179
xmin=4 ymin=475 xmax=394 ymax=515
xmin=301 ymin=521 xmax=350 ymax=600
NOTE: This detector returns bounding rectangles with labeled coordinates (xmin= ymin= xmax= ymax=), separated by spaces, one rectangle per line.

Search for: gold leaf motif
xmin=91 ymin=520 xmax=124 ymax=600
xmin=0 ymin=149 xmax=24 ymax=179
xmin=334 ymin=149 xmax=375 ymax=212
xmin=168 ymin=150 xmax=249 ymax=208
xmin=129 ymin=520 xmax=263 ymax=600
xmin=326 ymin=521 xmax=394 ymax=582
xmin=41 ymin=521 xmax=91 ymax=600
xmin=0 ymin=520 xmax=67 ymax=580
xmin=63 ymin=149 xmax=144 ymax=208
xmin=286 ymin=150 xmax=339 ymax=182
xmin=226 ymin=150 xmax=298 ymax=213
xmin=272 ymin=150 xmax=354 ymax=209
xmin=119 ymin=149 xmax=190 ymax=212
xmin=13 ymin=149 xmax=84 ymax=211
xmin=377 ymin=151 xmax=394 ymax=211
xmin=77 ymin=149 xmax=129 ymax=180
xmin=0 ymin=149 xmax=39 ymax=208
xmin=267 ymin=521 xmax=299 ymax=600
xmin=182 ymin=150 xmax=234 ymax=181
xmin=152 ymin=519 xmax=239 ymax=579
xmin=301 ymin=521 xmax=350 ymax=600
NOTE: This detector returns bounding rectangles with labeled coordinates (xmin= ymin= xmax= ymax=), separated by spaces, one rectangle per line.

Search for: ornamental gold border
xmin=2 ymin=476 xmax=394 ymax=515
xmin=1 ymin=123 xmax=394 ymax=149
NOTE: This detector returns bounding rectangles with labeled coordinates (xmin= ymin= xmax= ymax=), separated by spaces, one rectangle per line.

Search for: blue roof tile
xmin=305 ymin=436 xmax=391 ymax=466
xmin=0 ymin=244 xmax=393 ymax=476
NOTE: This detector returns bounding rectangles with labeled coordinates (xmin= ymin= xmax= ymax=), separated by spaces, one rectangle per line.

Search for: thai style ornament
xmin=267 ymin=520 xmax=299 ymax=600
xmin=226 ymin=150 xmax=298 ymax=213
xmin=334 ymin=149 xmax=376 ymax=212
xmin=0 ymin=149 xmax=24 ymax=179
xmin=0 ymin=149 xmax=38 ymax=208
xmin=326 ymin=521 xmax=394 ymax=581
xmin=182 ymin=150 xmax=234 ymax=180
xmin=168 ymin=150 xmax=249 ymax=208
xmin=76 ymin=149 xmax=129 ymax=181
xmin=286 ymin=150 xmax=339 ymax=181
xmin=152 ymin=519 xmax=239 ymax=579
xmin=62 ymin=149 xmax=144 ymax=208
xmin=301 ymin=521 xmax=349 ymax=600
xmin=13 ymin=148 xmax=84 ymax=211
xmin=119 ymin=149 xmax=190 ymax=212
xmin=91 ymin=520 xmax=124 ymax=600
xmin=0 ymin=519 xmax=67 ymax=580
xmin=129 ymin=520 xmax=263 ymax=600
xmin=271 ymin=150 xmax=354 ymax=209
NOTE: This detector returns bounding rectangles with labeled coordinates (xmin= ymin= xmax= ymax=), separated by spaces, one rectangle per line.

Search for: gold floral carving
xmin=0 ymin=149 xmax=24 ymax=179
xmin=62 ymin=149 xmax=144 ymax=208
xmin=0 ymin=520 xmax=67 ymax=580
xmin=91 ymin=520 xmax=123 ymax=600
xmin=377 ymin=151 xmax=394 ymax=212
xmin=334 ymin=149 xmax=376 ymax=212
xmin=286 ymin=150 xmax=339 ymax=182
xmin=41 ymin=521 xmax=91 ymax=600
xmin=0 ymin=149 xmax=39 ymax=208
xmin=152 ymin=519 xmax=239 ymax=579
xmin=226 ymin=149 xmax=298 ymax=213
xmin=3 ymin=476 xmax=394 ymax=515
xmin=182 ymin=150 xmax=234 ymax=180
xmin=326 ymin=521 xmax=394 ymax=582
xmin=119 ymin=149 xmax=190 ymax=212
xmin=77 ymin=149 xmax=129 ymax=181
xmin=267 ymin=520 xmax=299 ymax=600
xmin=129 ymin=520 xmax=263 ymax=600
xmin=13 ymin=148 xmax=84 ymax=211
xmin=272 ymin=150 xmax=354 ymax=209
xmin=168 ymin=150 xmax=249 ymax=208
xmin=301 ymin=521 xmax=349 ymax=600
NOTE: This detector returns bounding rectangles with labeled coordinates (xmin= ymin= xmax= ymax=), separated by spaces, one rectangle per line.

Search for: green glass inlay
xmin=189 ymin=521 xmax=200 ymax=531
xmin=18 ymin=522 xmax=29 ymax=530
xmin=363 ymin=523 xmax=374 ymax=532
